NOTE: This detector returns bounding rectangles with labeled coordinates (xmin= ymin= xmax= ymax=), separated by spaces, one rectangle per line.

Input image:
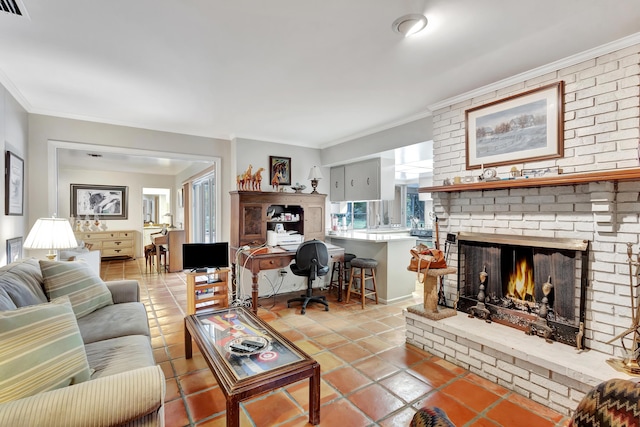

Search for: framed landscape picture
xmin=269 ymin=156 xmax=291 ymax=186
xmin=71 ymin=184 xmax=128 ymax=219
xmin=465 ymin=81 xmax=564 ymax=169
xmin=4 ymin=150 xmax=24 ymax=216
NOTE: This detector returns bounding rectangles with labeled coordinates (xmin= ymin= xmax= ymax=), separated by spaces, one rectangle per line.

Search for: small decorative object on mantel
xmin=291 ymin=183 xmax=306 ymax=193
xmin=521 ymin=166 xmax=562 ymax=178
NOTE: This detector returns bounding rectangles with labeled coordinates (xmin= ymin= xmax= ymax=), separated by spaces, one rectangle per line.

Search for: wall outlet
xmin=279 ymin=269 xmax=287 ymax=276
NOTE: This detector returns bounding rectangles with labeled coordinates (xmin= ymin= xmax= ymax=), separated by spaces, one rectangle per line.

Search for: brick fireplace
xmin=407 ymin=42 xmax=640 ymax=415
xmin=456 ymin=232 xmax=589 ymax=348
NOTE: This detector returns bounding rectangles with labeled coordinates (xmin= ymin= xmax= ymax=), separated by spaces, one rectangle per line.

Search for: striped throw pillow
xmin=40 ymin=260 xmax=113 ymax=318
xmin=0 ymin=296 xmax=91 ymax=403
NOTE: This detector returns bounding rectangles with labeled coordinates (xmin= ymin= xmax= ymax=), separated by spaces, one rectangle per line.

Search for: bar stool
xmin=145 ymin=244 xmax=166 ymax=272
xmin=328 ymin=253 xmax=356 ymax=301
xmin=346 ymin=258 xmax=379 ymax=309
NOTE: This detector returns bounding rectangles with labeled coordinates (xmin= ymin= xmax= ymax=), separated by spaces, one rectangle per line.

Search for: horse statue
xmin=271 ymin=171 xmax=282 ymax=190
xmin=236 ymin=164 xmax=253 ymax=191
xmin=252 ymin=167 xmax=265 ymax=191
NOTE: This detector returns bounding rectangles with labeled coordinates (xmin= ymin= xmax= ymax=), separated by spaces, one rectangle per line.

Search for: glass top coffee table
xmin=184 ymin=307 xmax=320 ymax=427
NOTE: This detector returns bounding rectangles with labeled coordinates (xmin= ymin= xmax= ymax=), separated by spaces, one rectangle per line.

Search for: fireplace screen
xmin=457 ymin=232 xmax=589 ymax=347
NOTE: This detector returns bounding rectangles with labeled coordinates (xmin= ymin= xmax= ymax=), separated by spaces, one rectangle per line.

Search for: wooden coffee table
xmin=184 ymin=307 xmax=320 ymax=427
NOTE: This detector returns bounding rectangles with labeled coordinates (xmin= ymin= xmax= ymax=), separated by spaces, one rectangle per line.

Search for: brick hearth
xmin=404 ymin=310 xmax=632 ymax=416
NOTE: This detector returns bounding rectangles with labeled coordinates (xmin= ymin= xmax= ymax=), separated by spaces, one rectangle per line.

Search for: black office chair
xmin=287 ymin=240 xmax=330 ymax=314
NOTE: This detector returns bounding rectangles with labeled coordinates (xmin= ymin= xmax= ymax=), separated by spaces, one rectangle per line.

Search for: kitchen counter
xmin=326 ymin=231 xmax=417 ymax=304
xmin=325 ymin=230 xmax=416 ymax=242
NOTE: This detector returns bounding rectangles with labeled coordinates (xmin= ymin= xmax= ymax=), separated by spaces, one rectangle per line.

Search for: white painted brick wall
xmin=431 ymin=42 xmax=640 ymax=359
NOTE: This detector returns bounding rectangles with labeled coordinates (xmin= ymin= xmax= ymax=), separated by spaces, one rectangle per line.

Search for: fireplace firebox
xmin=456 ymin=232 xmax=589 ymax=348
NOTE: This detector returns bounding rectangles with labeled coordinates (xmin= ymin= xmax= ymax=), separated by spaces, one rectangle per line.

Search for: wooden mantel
xmin=419 ymin=168 xmax=640 ymax=194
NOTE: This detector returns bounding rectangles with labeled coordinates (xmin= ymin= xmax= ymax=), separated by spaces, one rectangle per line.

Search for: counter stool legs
xmin=345 ymin=258 xmax=378 ymax=309
xmin=328 ymin=262 xmax=344 ymax=300
xmin=327 ymin=253 xmax=356 ymax=302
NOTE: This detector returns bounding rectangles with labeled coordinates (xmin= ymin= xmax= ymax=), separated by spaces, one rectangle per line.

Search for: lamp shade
xmin=307 ymin=166 xmax=324 ymax=180
xmin=24 ymin=217 xmax=77 ymax=253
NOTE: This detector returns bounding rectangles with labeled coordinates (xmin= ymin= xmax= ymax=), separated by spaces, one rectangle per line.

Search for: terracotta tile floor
xmin=101 ymin=259 xmax=571 ymax=427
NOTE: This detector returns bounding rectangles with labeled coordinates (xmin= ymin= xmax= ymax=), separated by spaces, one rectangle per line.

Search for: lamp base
xmin=310 ymin=179 xmax=319 ymax=194
xmin=45 ymin=252 xmax=57 ymax=260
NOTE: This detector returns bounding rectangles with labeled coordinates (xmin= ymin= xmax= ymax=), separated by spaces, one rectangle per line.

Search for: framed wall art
xmin=71 ymin=184 xmax=128 ymax=219
xmin=6 ymin=236 xmax=23 ymax=263
xmin=269 ymin=156 xmax=291 ymax=186
xmin=465 ymin=81 xmax=564 ymax=169
xmin=5 ymin=150 xmax=24 ymax=216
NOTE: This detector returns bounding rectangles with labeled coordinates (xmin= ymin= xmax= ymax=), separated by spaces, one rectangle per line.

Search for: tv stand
xmin=186 ymin=268 xmax=229 ymax=314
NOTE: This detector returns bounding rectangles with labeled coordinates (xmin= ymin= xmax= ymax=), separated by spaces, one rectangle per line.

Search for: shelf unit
xmin=186 ymin=268 xmax=230 ymax=315
xmin=419 ymin=168 xmax=640 ymax=194
xmin=230 ymin=191 xmax=326 ymax=250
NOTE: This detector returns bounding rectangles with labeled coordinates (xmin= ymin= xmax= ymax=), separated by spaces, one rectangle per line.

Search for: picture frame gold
xmin=465 ymin=81 xmax=564 ymax=170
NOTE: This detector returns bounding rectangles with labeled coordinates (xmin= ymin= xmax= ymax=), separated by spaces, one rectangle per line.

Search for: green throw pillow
xmin=0 ymin=296 xmax=91 ymax=403
xmin=40 ymin=260 xmax=113 ymax=318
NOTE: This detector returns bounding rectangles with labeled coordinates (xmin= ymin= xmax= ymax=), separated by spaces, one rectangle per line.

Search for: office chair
xmin=287 ymin=240 xmax=330 ymax=314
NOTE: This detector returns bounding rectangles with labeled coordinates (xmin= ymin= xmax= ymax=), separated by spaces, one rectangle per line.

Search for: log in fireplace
xmin=456 ymin=232 xmax=589 ymax=348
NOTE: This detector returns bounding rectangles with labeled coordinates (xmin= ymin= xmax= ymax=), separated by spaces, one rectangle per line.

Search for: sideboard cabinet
xmin=230 ymin=191 xmax=326 ymax=251
xmin=75 ymin=230 xmax=136 ymax=259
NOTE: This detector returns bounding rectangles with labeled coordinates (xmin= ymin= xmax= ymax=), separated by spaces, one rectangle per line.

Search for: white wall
xmin=0 ymin=86 xmax=28 ymax=265
xmin=431 ymin=43 xmax=640 ymax=357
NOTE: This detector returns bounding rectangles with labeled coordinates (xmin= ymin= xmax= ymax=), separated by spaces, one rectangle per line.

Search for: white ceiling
xmin=1 ymin=1 xmax=640 ymax=158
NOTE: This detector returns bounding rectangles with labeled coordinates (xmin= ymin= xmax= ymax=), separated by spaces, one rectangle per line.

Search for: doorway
xmin=142 ymin=187 xmax=171 ymax=246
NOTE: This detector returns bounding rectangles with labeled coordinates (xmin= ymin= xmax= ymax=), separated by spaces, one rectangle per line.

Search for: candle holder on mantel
xmin=468 ymin=266 xmax=491 ymax=323
xmin=526 ymin=276 xmax=554 ymax=343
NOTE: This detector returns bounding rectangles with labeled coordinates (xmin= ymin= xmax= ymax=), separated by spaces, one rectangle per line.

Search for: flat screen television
xmin=182 ymin=242 xmax=229 ymax=272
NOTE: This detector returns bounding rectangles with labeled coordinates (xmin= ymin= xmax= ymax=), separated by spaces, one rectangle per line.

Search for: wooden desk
xmin=152 ymin=229 xmax=185 ymax=273
xmin=233 ymin=244 xmax=345 ymax=314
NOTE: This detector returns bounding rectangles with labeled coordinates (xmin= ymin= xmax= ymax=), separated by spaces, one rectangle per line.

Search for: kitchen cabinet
xmin=330 ymin=166 xmax=345 ymax=201
xmin=330 ymin=158 xmax=394 ymax=201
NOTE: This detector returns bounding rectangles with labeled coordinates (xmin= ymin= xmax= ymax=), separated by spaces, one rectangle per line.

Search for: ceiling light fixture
xmin=392 ymin=13 xmax=428 ymax=37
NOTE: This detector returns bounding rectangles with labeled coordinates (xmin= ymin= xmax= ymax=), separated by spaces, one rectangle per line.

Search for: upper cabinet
xmin=330 ymin=158 xmax=394 ymax=201
xmin=330 ymin=166 xmax=345 ymax=201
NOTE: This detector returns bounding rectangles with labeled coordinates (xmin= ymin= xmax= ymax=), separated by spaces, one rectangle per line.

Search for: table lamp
xmin=164 ymin=212 xmax=176 ymax=228
xmin=24 ymin=216 xmax=78 ymax=260
xmin=307 ymin=166 xmax=323 ymax=194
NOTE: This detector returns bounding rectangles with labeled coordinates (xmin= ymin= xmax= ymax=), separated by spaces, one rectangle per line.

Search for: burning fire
xmin=507 ymin=258 xmax=535 ymax=301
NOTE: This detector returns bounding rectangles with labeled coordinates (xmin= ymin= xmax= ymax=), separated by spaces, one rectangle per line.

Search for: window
xmin=192 ymin=173 xmax=216 ymax=243
xmin=405 ymin=185 xmax=426 ymax=228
